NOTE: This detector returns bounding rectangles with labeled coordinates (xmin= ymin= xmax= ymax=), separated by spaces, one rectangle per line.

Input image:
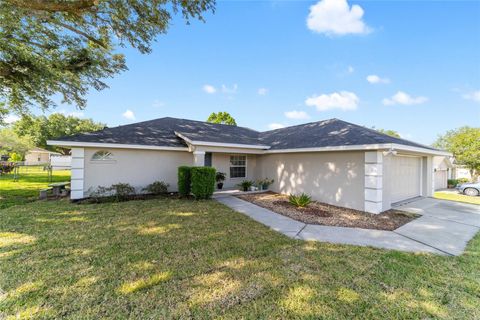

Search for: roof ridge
xmin=334 ymin=119 xmax=439 ymax=151
xmin=165 ymin=117 xmax=260 ymax=133
xmin=261 ymin=118 xmax=337 ymax=134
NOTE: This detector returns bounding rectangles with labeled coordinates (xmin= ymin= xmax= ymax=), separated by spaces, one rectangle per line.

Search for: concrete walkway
xmin=214 ymin=195 xmax=480 ymax=255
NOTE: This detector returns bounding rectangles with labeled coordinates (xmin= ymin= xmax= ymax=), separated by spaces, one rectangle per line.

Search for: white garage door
xmin=390 ymin=156 xmax=422 ymax=203
xmin=434 ymin=170 xmax=447 ymax=190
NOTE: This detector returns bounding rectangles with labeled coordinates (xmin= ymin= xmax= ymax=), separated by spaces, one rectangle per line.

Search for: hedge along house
xmin=47 ymin=117 xmax=450 ymax=214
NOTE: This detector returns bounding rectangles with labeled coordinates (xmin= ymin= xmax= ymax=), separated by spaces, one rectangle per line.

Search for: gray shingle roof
xmin=259 ymin=119 xmax=435 ymax=150
xmin=53 ymin=117 xmax=436 ymax=151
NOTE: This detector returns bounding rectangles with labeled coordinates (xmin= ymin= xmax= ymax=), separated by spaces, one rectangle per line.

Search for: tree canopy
xmin=13 ymin=113 xmax=105 ymax=153
xmin=376 ymin=128 xmax=401 ymax=138
xmin=207 ymin=112 xmax=237 ymax=126
xmin=433 ymin=126 xmax=480 ymax=176
xmin=0 ymin=0 xmax=215 ymax=121
xmin=0 ymin=127 xmax=33 ymax=156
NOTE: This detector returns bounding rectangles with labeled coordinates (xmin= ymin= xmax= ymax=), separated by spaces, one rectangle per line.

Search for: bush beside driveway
xmin=0 ymin=197 xmax=479 ymax=319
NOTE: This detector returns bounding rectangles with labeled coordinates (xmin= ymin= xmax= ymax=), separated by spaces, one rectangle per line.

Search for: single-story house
xmin=47 ymin=117 xmax=450 ymax=214
xmin=24 ymin=147 xmax=61 ymax=165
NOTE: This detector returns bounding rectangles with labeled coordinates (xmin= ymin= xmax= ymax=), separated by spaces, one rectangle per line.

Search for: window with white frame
xmin=229 ymin=155 xmax=246 ymax=178
xmin=91 ymin=150 xmax=114 ymax=161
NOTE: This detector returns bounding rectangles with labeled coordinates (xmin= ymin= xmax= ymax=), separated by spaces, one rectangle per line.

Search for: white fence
xmin=50 ymin=155 xmax=72 ymax=170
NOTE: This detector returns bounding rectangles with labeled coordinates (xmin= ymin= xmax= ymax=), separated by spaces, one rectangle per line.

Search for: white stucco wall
xmin=83 ymin=148 xmax=193 ymax=196
xmin=256 ymin=151 xmax=365 ymax=211
xmin=211 ymin=153 xmax=258 ymax=189
xmin=25 ymin=152 xmax=50 ymax=165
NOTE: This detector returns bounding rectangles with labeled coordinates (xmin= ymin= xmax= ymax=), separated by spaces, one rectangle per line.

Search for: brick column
xmin=70 ymin=148 xmax=85 ymax=200
xmin=364 ymin=151 xmax=383 ymax=214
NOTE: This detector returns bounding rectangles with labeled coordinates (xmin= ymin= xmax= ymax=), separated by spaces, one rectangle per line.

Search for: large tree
xmin=0 ymin=0 xmax=215 ymax=120
xmin=433 ymin=126 xmax=480 ymax=178
xmin=0 ymin=127 xmax=33 ymax=156
xmin=13 ymin=113 xmax=105 ymax=153
xmin=207 ymin=112 xmax=237 ymax=126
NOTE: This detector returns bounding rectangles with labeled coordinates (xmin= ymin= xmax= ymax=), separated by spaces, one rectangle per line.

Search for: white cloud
xmin=366 ymin=74 xmax=390 ymax=84
xmin=268 ymin=123 xmax=285 ymax=130
xmin=462 ymin=90 xmax=480 ymax=103
xmin=3 ymin=114 xmax=20 ymax=124
xmin=305 ymin=91 xmax=359 ymax=111
xmin=347 ymin=65 xmax=354 ymax=73
xmin=221 ymin=84 xmax=238 ymax=94
xmin=122 ymin=109 xmax=135 ymax=120
xmin=285 ymin=110 xmax=310 ymax=120
xmin=202 ymin=84 xmax=217 ymax=94
xmin=258 ymin=88 xmax=268 ymax=95
xmin=382 ymin=91 xmax=428 ymax=106
xmin=306 ymin=0 xmax=371 ymax=36
xmin=152 ymin=100 xmax=165 ymax=108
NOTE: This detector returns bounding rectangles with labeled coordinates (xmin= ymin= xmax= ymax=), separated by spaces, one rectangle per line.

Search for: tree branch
xmin=49 ymin=20 xmax=107 ymax=48
xmin=6 ymin=0 xmax=98 ymax=13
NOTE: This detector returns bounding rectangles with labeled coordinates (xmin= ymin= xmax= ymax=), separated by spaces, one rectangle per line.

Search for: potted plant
xmin=260 ymin=178 xmax=274 ymax=190
xmin=238 ymin=180 xmax=253 ymax=192
xmin=216 ymin=172 xmax=226 ymax=190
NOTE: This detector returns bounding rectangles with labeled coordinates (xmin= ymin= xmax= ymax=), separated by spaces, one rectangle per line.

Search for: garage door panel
xmin=390 ymin=156 xmax=421 ymax=203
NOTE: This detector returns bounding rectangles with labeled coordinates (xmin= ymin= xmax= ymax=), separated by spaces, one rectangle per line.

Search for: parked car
xmin=456 ymin=182 xmax=480 ymax=197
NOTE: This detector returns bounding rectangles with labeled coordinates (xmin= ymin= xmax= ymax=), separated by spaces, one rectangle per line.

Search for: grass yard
xmin=0 ymin=197 xmax=479 ymax=319
xmin=0 ymin=166 xmax=70 ymax=209
xmin=434 ymin=191 xmax=480 ymax=205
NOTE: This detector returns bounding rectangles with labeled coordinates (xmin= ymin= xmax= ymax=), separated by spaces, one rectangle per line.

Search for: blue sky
xmin=43 ymin=0 xmax=480 ymax=144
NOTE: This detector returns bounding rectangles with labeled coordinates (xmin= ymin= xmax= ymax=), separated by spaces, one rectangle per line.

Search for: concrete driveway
xmin=394 ymin=198 xmax=480 ymax=255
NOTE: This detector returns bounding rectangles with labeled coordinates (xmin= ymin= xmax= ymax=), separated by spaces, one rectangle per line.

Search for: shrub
xmin=178 ymin=166 xmax=192 ymax=196
xmin=238 ymin=180 xmax=254 ymax=192
xmin=457 ymin=178 xmax=470 ymax=184
xmin=8 ymin=152 xmax=22 ymax=162
xmin=89 ymin=183 xmax=135 ymax=202
xmin=289 ymin=193 xmax=312 ymax=208
xmin=447 ymin=179 xmax=459 ymax=186
xmin=143 ymin=181 xmax=169 ymax=195
xmin=215 ymin=171 xmax=226 ymax=182
xmin=0 ymin=162 xmax=15 ymax=175
xmin=191 ymin=167 xmax=216 ymax=199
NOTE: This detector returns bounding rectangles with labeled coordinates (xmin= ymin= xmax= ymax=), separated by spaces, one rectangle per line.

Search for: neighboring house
xmin=24 ymin=147 xmax=61 ymax=165
xmin=451 ymin=165 xmax=473 ymax=181
xmin=433 ymin=156 xmax=453 ymax=190
xmin=47 ymin=117 xmax=450 ymax=214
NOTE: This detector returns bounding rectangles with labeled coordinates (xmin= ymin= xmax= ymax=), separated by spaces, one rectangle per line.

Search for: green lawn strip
xmin=0 ymin=198 xmax=479 ymax=319
xmin=434 ymin=191 xmax=480 ymax=205
xmin=0 ymin=167 xmax=70 ymax=209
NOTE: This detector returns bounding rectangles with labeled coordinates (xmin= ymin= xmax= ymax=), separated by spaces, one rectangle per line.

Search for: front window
xmin=230 ymin=155 xmax=246 ymax=178
xmin=91 ymin=150 xmax=114 ymax=161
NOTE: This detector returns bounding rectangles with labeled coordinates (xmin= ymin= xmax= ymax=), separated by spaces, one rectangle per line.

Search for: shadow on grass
xmin=0 ymin=197 xmax=479 ymax=318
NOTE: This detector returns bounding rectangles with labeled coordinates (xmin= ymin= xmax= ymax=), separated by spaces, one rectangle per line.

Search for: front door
xmin=204 ymin=152 xmax=212 ymax=167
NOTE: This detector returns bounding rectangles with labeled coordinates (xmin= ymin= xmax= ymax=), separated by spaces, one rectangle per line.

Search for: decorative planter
xmin=217 ymin=182 xmax=224 ymax=190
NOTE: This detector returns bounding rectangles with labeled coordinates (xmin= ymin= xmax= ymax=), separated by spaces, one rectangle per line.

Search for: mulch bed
xmin=236 ymin=192 xmax=418 ymax=231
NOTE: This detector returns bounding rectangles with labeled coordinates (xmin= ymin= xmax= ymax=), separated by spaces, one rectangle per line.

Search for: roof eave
xmin=174 ymin=131 xmax=270 ymax=150
xmin=46 ymin=140 xmax=189 ymax=152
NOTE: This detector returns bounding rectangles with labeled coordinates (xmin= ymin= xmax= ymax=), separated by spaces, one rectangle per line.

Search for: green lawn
xmin=0 ymin=197 xmax=479 ymax=319
xmin=0 ymin=166 xmax=70 ymax=209
xmin=434 ymin=191 xmax=480 ymax=205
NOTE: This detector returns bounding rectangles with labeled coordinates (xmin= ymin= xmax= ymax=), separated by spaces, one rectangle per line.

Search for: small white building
xmin=24 ymin=147 xmax=61 ymax=165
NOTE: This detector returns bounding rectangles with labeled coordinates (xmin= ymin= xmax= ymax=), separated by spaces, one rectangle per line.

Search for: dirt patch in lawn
xmin=236 ymin=192 xmax=418 ymax=231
